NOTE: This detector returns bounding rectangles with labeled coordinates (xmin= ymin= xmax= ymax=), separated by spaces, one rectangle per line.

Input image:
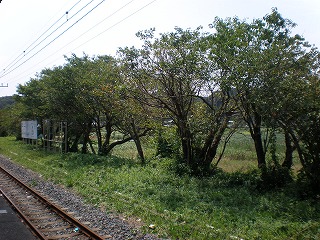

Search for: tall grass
xmin=220 ymin=131 xmax=302 ymax=173
xmin=0 ymin=137 xmax=318 ymax=240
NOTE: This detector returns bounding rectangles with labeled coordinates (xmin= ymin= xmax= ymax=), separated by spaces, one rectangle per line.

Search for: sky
xmin=0 ymin=0 xmax=319 ymax=97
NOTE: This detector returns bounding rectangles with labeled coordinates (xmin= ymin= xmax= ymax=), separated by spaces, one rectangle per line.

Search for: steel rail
xmin=0 ymin=188 xmax=48 ymax=239
xmin=0 ymin=166 xmax=106 ymax=240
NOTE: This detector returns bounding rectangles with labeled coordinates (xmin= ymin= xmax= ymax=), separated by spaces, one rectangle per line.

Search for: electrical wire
xmin=71 ymin=0 xmax=158 ymax=53
xmin=0 ymin=0 xmax=106 ymax=79
xmin=1 ymin=0 xmax=94 ymax=77
xmin=3 ymin=0 xmax=137 ymax=85
xmin=3 ymin=0 xmax=158 ymax=87
xmin=1 ymin=0 xmax=83 ymax=76
xmin=41 ymin=0 xmax=138 ymax=60
xmin=0 ymin=0 xmax=94 ymax=78
xmin=23 ymin=0 xmax=83 ymax=54
xmin=71 ymin=0 xmax=136 ymax=44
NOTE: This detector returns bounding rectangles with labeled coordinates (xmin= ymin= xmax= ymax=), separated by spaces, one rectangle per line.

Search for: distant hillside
xmin=0 ymin=96 xmax=15 ymax=109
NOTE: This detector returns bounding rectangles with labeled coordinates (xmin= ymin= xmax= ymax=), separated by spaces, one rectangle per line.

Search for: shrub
xmin=296 ymin=168 xmax=320 ymax=199
xmin=156 ymin=127 xmax=180 ymax=158
xmin=258 ymin=165 xmax=293 ymax=191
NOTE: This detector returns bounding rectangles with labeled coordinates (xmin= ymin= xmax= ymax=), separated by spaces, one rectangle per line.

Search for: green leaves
xmin=13 ymin=9 xmax=320 ymax=179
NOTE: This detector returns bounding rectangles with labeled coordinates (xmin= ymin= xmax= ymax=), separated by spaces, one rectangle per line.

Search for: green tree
xmin=281 ymin=73 xmax=320 ymax=195
xmin=16 ymin=53 xmax=153 ymax=158
xmin=84 ymin=55 xmax=153 ymax=159
xmin=119 ymin=27 xmax=235 ymax=173
xmin=248 ymin=9 xmax=320 ymax=187
xmin=0 ymin=97 xmax=19 ymax=137
xmin=210 ymin=9 xmax=320 ymax=191
xmin=209 ymin=9 xmax=319 ymax=169
xmin=16 ymin=54 xmax=97 ymax=152
xmin=0 ymin=96 xmax=14 ymax=109
xmin=209 ymin=16 xmax=271 ymax=168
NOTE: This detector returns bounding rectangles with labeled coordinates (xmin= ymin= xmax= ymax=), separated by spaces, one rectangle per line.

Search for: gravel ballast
xmin=0 ymin=155 xmax=164 ymax=240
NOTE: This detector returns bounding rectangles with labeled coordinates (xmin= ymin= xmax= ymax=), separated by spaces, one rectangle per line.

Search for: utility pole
xmin=0 ymin=83 xmax=8 ymax=87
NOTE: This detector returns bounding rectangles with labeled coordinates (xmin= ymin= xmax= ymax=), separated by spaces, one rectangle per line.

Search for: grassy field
xmin=0 ymin=136 xmax=319 ymax=240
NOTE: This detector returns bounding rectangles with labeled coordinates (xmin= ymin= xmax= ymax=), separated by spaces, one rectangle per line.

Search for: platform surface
xmin=0 ymin=193 xmax=37 ymax=240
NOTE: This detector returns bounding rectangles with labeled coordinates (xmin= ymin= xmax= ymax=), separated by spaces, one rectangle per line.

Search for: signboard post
xmin=21 ymin=120 xmax=38 ymax=145
xmin=21 ymin=120 xmax=68 ymax=152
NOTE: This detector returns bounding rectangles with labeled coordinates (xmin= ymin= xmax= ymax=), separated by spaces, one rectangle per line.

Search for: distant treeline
xmin=0 ymin=96 xmax=14 ymax=109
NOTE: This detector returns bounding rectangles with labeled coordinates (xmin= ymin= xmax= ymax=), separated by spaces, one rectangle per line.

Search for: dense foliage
xmin=2 ymin=9 xmax=320 ymax=194
xmin=0 ymin=96 xmax=14 ymax=109
xmin=0 ymin=96 xmax=20 ymax=137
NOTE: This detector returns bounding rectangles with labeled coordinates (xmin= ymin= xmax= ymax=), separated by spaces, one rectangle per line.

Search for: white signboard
xmin=21 ymin=120 xmax=38 ymax=140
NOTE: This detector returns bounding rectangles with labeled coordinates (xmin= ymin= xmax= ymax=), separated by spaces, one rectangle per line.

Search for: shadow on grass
xmin=52 ymin=152 xmax=139 ymax=170
xmin=2 ymin=136 xmax=318 ymax=239
xmin=149 ymin=168 xmax=320 ymax=225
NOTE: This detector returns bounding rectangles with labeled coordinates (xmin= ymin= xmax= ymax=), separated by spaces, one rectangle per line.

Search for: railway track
xmin=0 ymin=165 xmax=111 ymax=240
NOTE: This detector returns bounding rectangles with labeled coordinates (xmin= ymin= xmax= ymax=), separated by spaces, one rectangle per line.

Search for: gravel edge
xmin=0 ymin=155 xmax=164 ymax=240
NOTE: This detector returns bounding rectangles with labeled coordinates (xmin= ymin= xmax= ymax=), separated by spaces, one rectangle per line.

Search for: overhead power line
xmin=1 ymin=0 xmax=83 ymax=76
xmin=2 ymin=0 xmax=138 ymax=85
xmin=0 ymin=0 xmax=96 ymax=78
xmin=22 ymin=0 xmax=83 ymax=56
xmin=0 ymin=0 xmax=106 ymax=79
xmin=2 ymin=0 xmax=158 ymax=86
xmin=72 ymin=0 xmax=158 ymax=53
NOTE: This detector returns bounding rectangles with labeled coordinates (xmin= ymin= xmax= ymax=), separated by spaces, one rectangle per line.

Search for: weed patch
xmin=0 ymin=137 xmax=319 ymax=240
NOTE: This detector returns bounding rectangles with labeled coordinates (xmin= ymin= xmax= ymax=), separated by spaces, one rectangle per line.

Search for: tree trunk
xmin=282 ymin=131 xmax=294 ymax=168
xmin=100 ymin=132 xmax=148 ymax=156
xmin=200 ymin=129 xmax=216 ymax=166
xmin=202 ymin=120 xmax=228 ymax=171
xmin=69 ymin=133 xmax=81 ymax=152
xmin=81 ymin=122 xmax=92 ymax=154
xmin=177 ymin=119 xmax=193 ymax=166
xmin=88 ymin=138 xmax=96 ymax=154
xmin=94 ymin=115 xmax=103 ymax=153
xmin=100 ymin=122 xmax=112 ymax=155
xmin=252 ymin=126 xmax=266 ymax=167
xmin=81 ymin=133 xmax=89 ymax=154
xmin=248 ymin=113 xmax=266 ymax=167
xmin=133 ymin=136 xmax=145 ymax=163
xmin=130 ymin=118 xmax=145 ymax=164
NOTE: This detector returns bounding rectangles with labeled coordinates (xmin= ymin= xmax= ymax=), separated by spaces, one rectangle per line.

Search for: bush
xmin=296 ymin=168 xmax=320 ymax=199
xmin=258 ymin=165 xmax=293 ymax=191
xmin=156 ymin=134 xmax=174 ymax=158
xmin=0 ymin=130 xmax=8 ymax=137
xmin=156 ymin=127 xmax=180 ymax=158
xmin=294 ymin=113 xmax=320 ymax=198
